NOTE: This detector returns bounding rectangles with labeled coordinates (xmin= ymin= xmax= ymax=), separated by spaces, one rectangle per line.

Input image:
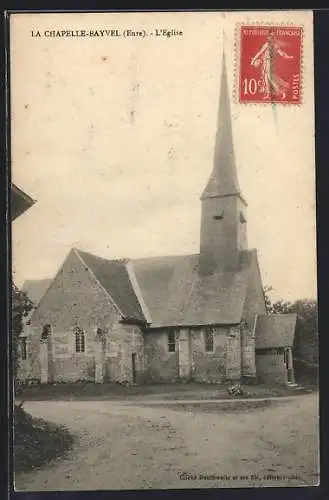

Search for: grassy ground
xmin=14 ymin=404 xmax=75 ymax=474
xmin=16 ymin=381 xmax=315 ymax=402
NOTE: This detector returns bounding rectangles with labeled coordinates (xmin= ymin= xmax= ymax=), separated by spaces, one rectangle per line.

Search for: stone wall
xmin=106 ymin=324 xmax=146 ymax=384
xmin=144 ymin=326 xmax=240 ymax=384
xmin=256 ymin=350 xmax=287 ymax=385
xmin=20 ymin=249 xmax=145 ymax=384
xmin=193 ymin=327 xmax=230 ymax=383
xmin=225 ymin=326 xmax=241 ymax=382
xmin=240 ymin=320 xmax=256 ymax=381
xmin=144 ymin=330 xmax=179 ymax=383
xmin=178 ymin=328 xmax=192 ymax=380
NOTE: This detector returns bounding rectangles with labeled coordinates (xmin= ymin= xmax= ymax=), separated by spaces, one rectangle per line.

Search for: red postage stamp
xmin=237 ymin=25 xmax=303 ymax=104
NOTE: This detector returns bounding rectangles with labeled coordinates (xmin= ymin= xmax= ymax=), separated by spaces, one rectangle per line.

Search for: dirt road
xmin=14 ymin=393 xmax=319 ymax=491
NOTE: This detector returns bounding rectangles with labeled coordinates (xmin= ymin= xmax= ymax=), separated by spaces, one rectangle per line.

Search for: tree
xmin=263 ymin=285 xmax=274 ymax=314
xmin=291 ymin=299 xmax=318 ymax=365
xmin=263 ymin=285 xmax=293 ymax=315
xmin=12 ymin=284 xmax=34 ymax=380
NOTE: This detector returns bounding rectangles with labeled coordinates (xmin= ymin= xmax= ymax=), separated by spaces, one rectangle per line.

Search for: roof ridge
xmin=75 ymin=248 xmax=129 ymax=265
xmin=132 ymin=252 xmax=199 ymax=262
xmin=74 ymin=248 xmax=200 ymax=265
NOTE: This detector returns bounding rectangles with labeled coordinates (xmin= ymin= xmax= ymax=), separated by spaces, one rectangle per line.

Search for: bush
xmin=14 ymin=404 xmax=75 ymax=473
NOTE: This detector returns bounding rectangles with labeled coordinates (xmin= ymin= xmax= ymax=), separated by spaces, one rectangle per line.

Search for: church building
xmin=18 ymin=54 xmax=297 ymax=387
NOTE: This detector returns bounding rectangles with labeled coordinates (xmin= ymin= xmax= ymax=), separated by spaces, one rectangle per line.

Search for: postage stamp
xmin=237 ymin=25 xmax=303 ymax=104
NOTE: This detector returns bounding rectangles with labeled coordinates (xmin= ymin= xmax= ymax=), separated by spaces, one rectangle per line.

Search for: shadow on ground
xmin=139 ymin=399 xmax=285 ymax=414
xmin=16 ymin=381 xmax=316 ymax=402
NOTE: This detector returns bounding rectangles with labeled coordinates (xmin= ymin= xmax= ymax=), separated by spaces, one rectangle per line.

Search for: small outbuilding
xmin=255 ymin=314 xmax=297 ymax=385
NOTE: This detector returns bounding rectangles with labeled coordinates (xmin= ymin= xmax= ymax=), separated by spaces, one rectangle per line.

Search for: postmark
xmin=237 ymin=25 xmax=303 ymax=104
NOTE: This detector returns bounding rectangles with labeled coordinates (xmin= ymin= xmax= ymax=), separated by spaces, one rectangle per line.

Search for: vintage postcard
xmin=10 ymin=10 xmax=318 ymax=491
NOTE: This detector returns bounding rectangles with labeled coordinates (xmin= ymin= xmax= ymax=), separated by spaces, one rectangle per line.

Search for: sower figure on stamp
xmin=250 ymin=31 xmax=294 ymax=100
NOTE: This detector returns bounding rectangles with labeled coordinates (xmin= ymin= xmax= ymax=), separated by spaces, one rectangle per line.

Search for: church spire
xmin=199 ymin=47 xmax=248 ymax=276
xmin=201 ymin=50 xmax=241 ymax=201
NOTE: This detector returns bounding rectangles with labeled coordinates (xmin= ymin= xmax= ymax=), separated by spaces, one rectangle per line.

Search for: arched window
xmin=74 ymin=327 xmax=85 ymax=353
xmin=204 ymin=327 xmax=214 ymax=352
xmin=41 ymin=324 xmax=51 ymax=342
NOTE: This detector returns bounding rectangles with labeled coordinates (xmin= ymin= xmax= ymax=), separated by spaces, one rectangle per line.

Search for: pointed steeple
xmin=201 ymin=50 xmax=241 ymax=201
xmin=199 ymin=46 xmax=248 ymax=276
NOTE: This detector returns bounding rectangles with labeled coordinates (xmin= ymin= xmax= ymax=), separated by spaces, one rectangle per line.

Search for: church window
xmin=41 ymin=324 xmax=51 ymax=342
xmin=167 ymin=331 xmax=176 ymax=352
xmin=20 ymin=337 xmax=27 ymax=360
xmin=204 ymin=327 xmax=214 ymax=352
xmin=74 ymin=327 xmax=85 ymax=353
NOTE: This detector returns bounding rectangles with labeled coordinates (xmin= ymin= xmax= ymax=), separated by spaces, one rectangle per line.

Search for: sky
xmin=11 ymin=11 xmax=317 ymax=302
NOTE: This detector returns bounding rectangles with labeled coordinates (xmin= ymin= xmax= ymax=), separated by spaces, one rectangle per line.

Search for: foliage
xmin=263 ymin=285 xmax=275 ymax=315
xmin=14 ymin=404 xmax=74 ymax=473
xmin=263 ymin=285 xmax=293 ymax=314
xmin=12 ymin=284 xmax=34 ymax=379
xmin=291 ymin=299 xmax=318 ymax=364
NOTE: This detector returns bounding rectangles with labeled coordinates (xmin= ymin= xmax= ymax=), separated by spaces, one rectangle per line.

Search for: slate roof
xmin=132 ymin=250 xmax=254 ymax=327
xmin=76 ymin=249 xmax=146 ymax=323
xmin=132 ymin=254 xmax=199 ymax=327
xmin=58 ymin=247 xmax=258 ymax=328
xmin=255 ymin=314 xmax=297 ymax=349
xmin=201 ymin=51 xmax=243 ymax=202
xmin=22 ymin=279 xmax=52 ymax=305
